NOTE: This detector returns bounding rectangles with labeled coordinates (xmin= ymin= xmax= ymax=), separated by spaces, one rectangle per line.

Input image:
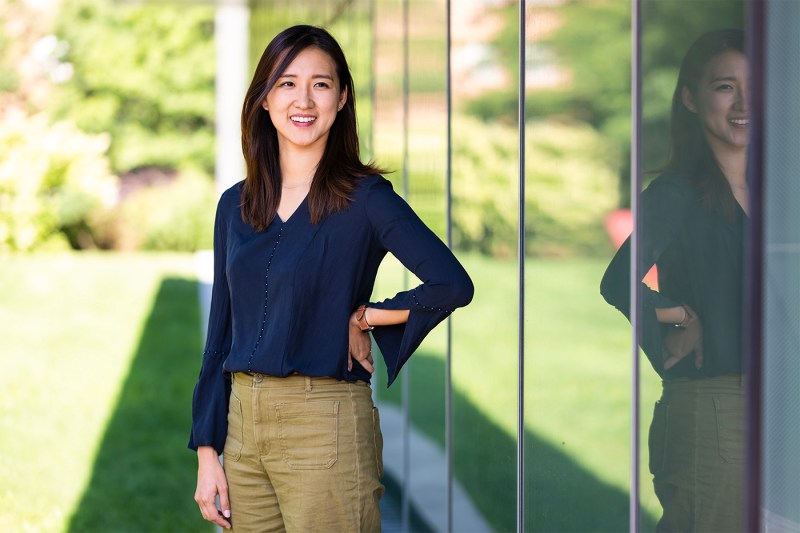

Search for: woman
xmin=601 ymin=29 xmax=748 ymax=532
xmin=189 ymin=25 xmax=473 ymax=531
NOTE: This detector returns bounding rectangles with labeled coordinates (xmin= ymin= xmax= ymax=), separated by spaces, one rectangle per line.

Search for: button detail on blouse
xmin=411 ymin=286 xmax=451 ymax=313
xmin=247 ymin=223 xmax=284 ymax=373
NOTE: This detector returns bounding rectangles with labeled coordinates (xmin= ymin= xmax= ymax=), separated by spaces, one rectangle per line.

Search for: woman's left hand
xmin=348 ymin=312 xmax=375 ymax=373
xmin=663 ymin=305 xmax=704 ymax=370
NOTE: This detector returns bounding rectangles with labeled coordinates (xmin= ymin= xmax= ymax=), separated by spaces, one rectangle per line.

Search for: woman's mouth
xmin=729 ymin=117 xmax=749 ymax=126
xmin=291 ymin=115 xmax=316 ymax=125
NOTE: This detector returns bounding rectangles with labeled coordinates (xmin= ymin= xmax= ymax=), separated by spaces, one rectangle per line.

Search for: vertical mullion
xmin=744 ymin=1 xmax=766 ymax=530
xmin=516 ymin=0 xmax=526 ymax=531
xmin=400 ymin=0 xmax=411 ymax=530
xmin=629 ymin=0 xmax=642 ymax=530
xmin=445 ymin=0 xmax=453 ymax=528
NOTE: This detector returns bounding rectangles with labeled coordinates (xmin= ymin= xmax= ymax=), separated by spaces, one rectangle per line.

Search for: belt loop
xmin=305 ymin=376 xmax=312 ymax=392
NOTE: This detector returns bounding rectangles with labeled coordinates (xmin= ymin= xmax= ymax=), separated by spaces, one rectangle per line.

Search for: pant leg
xmin=259 ymin=376 xmax=384 ymax=533
xmin=650 ymin=376 xmax=744 ymax=533
xmin=224 ymin=376 xmax=286 ymax=533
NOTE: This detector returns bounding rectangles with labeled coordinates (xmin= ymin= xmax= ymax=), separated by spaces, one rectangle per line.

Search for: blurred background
xmin=2 ymin=0 xmax=798 ymax=531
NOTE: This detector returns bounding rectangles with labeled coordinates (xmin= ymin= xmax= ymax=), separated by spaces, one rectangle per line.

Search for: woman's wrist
xmin=197 ymin=446 xmax=219 ymax=461
xmin=353 ymin=304 xmax=374 ymax=332
xmin=676 ymin=305 xmax=688 ymax=328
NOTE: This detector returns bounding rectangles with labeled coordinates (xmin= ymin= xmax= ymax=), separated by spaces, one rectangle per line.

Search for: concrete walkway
xmin=378 ymin=401 xmax=491 ymax=532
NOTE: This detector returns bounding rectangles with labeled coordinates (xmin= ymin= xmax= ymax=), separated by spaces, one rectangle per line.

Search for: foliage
xmin=464 ymin=0 xmax=745 ymax=204
xmin=452 ymin=115 xmax=619 ymax=257
xmin=0 ymin=0 xmax=61 ymax=113
xmin=51 ymin=0 xmax=215 ymax=174
xmin=0 ymin=113 xmax=117 ymax=252
xmin=92 ymin=170 xmax=216 ymax=252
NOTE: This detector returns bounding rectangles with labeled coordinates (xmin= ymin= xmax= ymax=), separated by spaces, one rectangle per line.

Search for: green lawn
xmin=375 ymin=253 xmax=662 ymax=531
xmin=1 ymin=251 xmax=662 ymax=532
xmin=0 ymin=253 xmax=208 ymax=532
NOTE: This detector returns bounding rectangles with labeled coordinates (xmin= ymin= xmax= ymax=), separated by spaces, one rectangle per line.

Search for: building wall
xmin=243 ymin=1 xmax=799 ymax=530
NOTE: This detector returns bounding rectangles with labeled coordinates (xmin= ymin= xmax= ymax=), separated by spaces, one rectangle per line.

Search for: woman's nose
xmin=295 ymin=86 xmax=313 ymax=108
xmin=735 ymin=84 xmax=749 ymax=111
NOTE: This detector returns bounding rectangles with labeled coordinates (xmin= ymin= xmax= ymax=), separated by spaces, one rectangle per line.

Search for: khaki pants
xmin=649 ymin=374 xmax=744 ymax=532
xmin=224 ymin=372 xmax=384 ymax=532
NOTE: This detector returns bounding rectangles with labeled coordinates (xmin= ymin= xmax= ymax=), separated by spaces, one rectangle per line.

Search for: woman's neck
xmin=279 ymin=145 xmax=324 ymax=189
xmin=711 ymin=145 xmax=747 ymax=189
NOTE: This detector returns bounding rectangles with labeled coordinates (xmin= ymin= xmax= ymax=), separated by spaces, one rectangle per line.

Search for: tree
xmin=51 ymin=0 xmax=216 ymax=174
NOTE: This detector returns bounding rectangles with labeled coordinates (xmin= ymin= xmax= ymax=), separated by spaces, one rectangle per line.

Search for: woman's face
xmin=262 ymin=46 xmax=347 ymax=157
xmin=682 ymin=50 xmax=749 ymax=155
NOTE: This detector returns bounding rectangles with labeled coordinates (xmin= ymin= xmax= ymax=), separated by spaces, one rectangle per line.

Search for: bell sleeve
xmin=600 ymin=175 xmax=692 ymax=377
xmin=364 ymin=178 xmax=474 ymax=386
xmin=188 ymin=197 xmax=233 ymax=455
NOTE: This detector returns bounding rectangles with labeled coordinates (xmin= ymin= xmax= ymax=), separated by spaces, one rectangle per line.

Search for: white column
xmin=215 ymin=0 xmax=250 ymax=195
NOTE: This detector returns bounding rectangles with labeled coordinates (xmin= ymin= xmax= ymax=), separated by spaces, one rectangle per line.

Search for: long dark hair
xmin=665 ymin=28 xmax=745 ymax=221
xmin=241 ymin=25 xmax=382 ymax=230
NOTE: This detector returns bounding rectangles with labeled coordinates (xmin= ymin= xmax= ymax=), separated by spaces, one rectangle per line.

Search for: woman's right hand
xmin=194 ymin=446 xmax=232 ymax=529
xmin=663 ymin=305 xmax=704 ymax=370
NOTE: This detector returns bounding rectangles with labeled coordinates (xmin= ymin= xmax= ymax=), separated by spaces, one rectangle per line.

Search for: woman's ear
xmin=337 ymin=87 xmax=348 ymax=111
xmin=681 ymin=86 xmax=697 ymax=113
xmin=261 ymin=99 xmax=269 ymax=111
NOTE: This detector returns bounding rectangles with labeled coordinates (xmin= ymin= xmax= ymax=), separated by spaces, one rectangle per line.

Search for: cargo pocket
xmin=276 ymin=400 xmax=339 ymax=470
xmin=649 ymin=400 xmax=669 ymax=475
xmin=714 ymin=395 xmax=744 ymax=463
xmin=372 ymin=406 xmax=384 ymax=479
xmin=223 ymin=391 xmax=243 ymax=462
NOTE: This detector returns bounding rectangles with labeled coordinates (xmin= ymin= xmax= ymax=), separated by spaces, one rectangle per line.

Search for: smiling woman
xmin=601 ymin=28 xmax=748 ymax=532
xmin=263 ymin=48 xmax=347 ymax=155
xmin=189 ymin=25 xmax=473 ymax=532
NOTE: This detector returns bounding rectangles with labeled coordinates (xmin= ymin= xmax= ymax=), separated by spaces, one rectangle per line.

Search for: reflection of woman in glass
xmin=601 ymin=29 xmax=747 ymax=532
xmin=189 ymin=25 xmax=473 ymax=531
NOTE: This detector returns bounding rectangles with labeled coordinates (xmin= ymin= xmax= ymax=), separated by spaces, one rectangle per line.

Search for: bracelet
xmin=676 ymin=305 xmax=690 ymax=328
xmin=355 ymin=304 xmax=374 ymax=332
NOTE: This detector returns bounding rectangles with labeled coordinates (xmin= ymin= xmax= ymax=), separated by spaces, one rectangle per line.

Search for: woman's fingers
xmin=348 ymin=350 xmax=375 ymax=374
xmin=218 ymin=484 xmax=232 ymax=528
xmin=197 ymin=492 xmax=231 ymax=529
xmin=195 ymin=453 xmax=232 ymax=529
xmin=348 ymin=327 xmax=374 ymax=373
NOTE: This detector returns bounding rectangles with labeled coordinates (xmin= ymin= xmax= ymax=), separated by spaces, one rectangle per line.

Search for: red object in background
xmin=604 ymin=209 xmax=659 ymax=290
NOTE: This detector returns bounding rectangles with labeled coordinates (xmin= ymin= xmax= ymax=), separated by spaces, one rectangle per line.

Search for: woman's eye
xmin=715 ymin=83 xmax=734 ymax=91
xmin=278 ymin=81 xmax=294 ymax=87
xmin=314 ymin=82 xmax=330 ymax=88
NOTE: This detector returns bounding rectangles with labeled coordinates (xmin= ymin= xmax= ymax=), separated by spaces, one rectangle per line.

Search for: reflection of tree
xmin=451 ymin=116 xmax=619 ymax=258
xmin=461 ymin=0 xmax=745 ymax=206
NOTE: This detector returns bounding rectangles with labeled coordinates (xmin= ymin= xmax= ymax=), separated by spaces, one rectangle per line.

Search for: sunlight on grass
xmin=374 ymin=252 xmax=662 ymax=529
xmin=0 ymin=253 xmax=207 ymax=532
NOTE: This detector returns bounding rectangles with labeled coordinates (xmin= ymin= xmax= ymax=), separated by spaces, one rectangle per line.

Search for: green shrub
xmin=452 ymin=115 xmax=620 ymax=257
xmin=52 ymin=0 xmax=215 ymax=174
xmin=0 ymin=113 xmax=118 ymax=252
xmin=92 ymin=170 xmax=216 ymax=252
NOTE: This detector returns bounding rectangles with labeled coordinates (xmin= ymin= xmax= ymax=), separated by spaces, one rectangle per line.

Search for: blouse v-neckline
xmin=276 ymin=194 xmax=309 ymax=224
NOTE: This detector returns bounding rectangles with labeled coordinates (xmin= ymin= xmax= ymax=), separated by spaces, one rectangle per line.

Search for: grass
xmin=0 ymin=253 xmax=208 ymax=532
xmin=1 ymin=251 xmax=663 ymax=532
xmin=374 ymin=253 xmax=662 ymax=531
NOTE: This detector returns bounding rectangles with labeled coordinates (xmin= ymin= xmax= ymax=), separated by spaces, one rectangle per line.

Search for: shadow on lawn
xmin=68 ymin=277 xmax=207 ymax=532
xmin=379 ymin=353 xmax=658 ymax=532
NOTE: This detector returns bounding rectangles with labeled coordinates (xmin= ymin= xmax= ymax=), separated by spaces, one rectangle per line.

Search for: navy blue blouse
xmin=600 ymin=172 xmax=745 ymax=379
xmin=190 ymin=174 xmax=473 ymax=453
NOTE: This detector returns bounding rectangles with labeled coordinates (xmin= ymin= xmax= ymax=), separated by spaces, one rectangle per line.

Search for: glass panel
xmin=450 ymin=1 xmax=519 ymax=530
xmin=634 ymin=2 xmax=747 ymax=531
xmin=371 ymin=0 xmax=450 ymax=529
xmin=762 ymin=3 xmax=800 ymax=530
xmin=523 ymin=1 xmax=632 ymax=530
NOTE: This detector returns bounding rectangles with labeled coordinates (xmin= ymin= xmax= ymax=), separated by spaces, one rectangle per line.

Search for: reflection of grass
xmin=375 ymin=253 xmax=661 ymax=530
xmin=0 ymin=253 xmax=206 ymax=532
